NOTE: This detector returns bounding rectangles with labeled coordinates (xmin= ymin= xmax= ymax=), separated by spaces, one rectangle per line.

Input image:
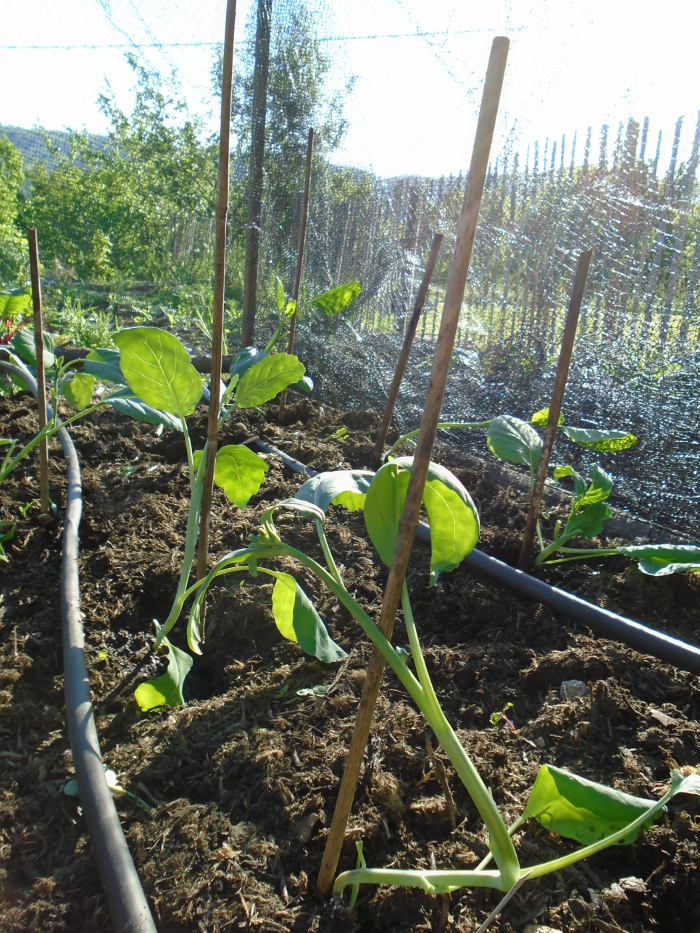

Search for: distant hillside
xmin=0 ymin=125 xmax=108 ymax=172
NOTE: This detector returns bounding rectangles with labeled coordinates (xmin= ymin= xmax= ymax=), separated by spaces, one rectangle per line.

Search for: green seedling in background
xmin=230 ymin=277 xmax=362 ymax=396
xmin=0 ymin=286 xmax=32 ymax=345
xmin=385 ymin=410 xmax=700 ymax=576
xmin=185 ymin=457 xmax=700 ymax=902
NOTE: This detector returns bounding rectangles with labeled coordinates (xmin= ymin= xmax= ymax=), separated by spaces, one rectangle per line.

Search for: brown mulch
xmin=0 ymin=394 xmax=699 ymax=933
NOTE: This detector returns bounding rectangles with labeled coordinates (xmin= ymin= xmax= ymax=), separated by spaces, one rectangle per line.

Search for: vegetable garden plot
xmin=0 ymin=398 xmax=699 ymax=932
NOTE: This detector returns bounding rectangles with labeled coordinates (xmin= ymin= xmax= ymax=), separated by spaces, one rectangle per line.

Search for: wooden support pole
xmin=278 ymin=127 xmax=314 ymax=424
xmin=371 ymin=232 xmax=444 ymax=468
xmin=518 ymin=248 xmax=593 ymax=571
xmin=316 ymin=36 xmax=510 ymax=898
xmin=195 ymin=0 xmax=237 ymax=602
xmin=27 ymin=226 xmax=50 ymax=515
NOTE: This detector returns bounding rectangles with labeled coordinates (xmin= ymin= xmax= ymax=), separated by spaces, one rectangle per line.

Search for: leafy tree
xmin=215 ymin=1 xmax=354 ymax=284
xmin=0 ymin=136 xmax=27 ymax=283
xmin=21 ymin=57 xmax=217 ymax=283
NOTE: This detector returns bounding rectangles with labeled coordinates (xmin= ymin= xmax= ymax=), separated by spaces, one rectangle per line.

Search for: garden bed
xmin=0 ymin=396 xmax=699 ymax=932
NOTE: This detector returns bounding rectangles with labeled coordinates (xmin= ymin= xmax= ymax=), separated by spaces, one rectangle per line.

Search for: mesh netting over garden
xmin=2 ymin=0 xmax=699 ymax=539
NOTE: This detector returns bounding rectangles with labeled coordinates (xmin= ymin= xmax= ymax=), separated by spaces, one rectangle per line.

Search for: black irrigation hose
xmin=253 ymin=438 xmax=700 ymax=677
xmin=0 ymin=363 xmax=157 ymax=933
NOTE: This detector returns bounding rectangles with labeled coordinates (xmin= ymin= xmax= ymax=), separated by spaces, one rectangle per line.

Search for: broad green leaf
xmin=84 ymin=348 xmax=125 ymax=385
xmin=530 ymin=407 xmax=564 ymax=427
xmin=522 ymin=764 xmax=658 ymax=845
xmin=284 ymin=300 xmax=297 ymax=319
xmin=563 ymin=500 xmax=611 ymax=539
xmin=574 ymin=464 xmax=613 ymax=509
xmin=105 ymin=390 xmax=182 ymax=431
xmin=275 ymin=277 xmax=286 ymax=311
xmin=618 ymin=544 xmax=700 ymax=576
xmin=311 ymin=281 xmax=362 ymax=316
xmin=114 ymin=327 xmax=202 ymax=417
xmin=61 ymin=372 xmax=95 ymax=410
xmin=0 ymin=286 xmax=32 ymax=321
xmin=364 ymin=458 xmax=478 ymax=582
xmin=364 ymin=462 xmax=410 ymax=567
xmin=235 ymin=353 xmax=305 ymax=408
xmin=269 ymin=571 xmax=347 ymax=663
xmin=553 ymin=464 xmax=587 ymax=498
xmin=11 ymin=328 xmax=56 ymax=369
xmin=421 ymin=471 xmax=480 ymax=585
xmin=134 ymin=640 xmax=193 ymax=711
xmin=561 ymin=425 xmax=638 ymax=452
xmin=296 ymin=375 xmax=314 ymax=394
xmin=487 ymin=415 xmax=542 ymax=473
xmin=296 ymin=469 xmax=374 ymax=513
xmin=214 ymin=444 xmax=268 ymax=508
xmin=229 ymin=346 xmax=266 ymax=383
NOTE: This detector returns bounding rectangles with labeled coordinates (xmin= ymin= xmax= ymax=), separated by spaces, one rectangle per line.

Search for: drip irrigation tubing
xmin=252 ymin=438 xmax=700 ymax=677
xmin=0 ymin=362 xmax=157 ymax=933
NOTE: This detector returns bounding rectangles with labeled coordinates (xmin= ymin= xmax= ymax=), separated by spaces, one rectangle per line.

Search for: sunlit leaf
xmin=60 ymin=371 xmax=96 ymax=410
xmin=574 ymin=464 xmax=613 ymax=509
xmin=275 ymin=276 xmax=286 ymax=311
xmin=0 ymin=286 xmax=32 ymax=322
xmin=134 ymin=640 xmax=193 ymax=711
xmin=295 ymin=469 xmax=374 ymax=513
xmin=618 ymin=544 xmax=700 ymax=576
xmin=563 ymin=500 xmax=610 ymax=539
xmin=235 ymin=353 xmax=305 ymax=408
xmin=114 ymin=327 xmax=202 ymax=417
xmin=561 ymin=425 xmax=638 ymax=452
xmin=214 ymin=444 xmax=268 ymax=508
xmin=530 ymin=407 xmax=564 ymax=427
xmin=522 ymin=764 xmax=658 ymax=845
xmin=269 ymin=571 xmax=346 ymax=663
xmin=311 ymin=281 xmax=361 ymax=316
xmin=487 ymin=415 xmax=542 ymax=473
xmin=553 ymin=464 xmax=587 ymax=498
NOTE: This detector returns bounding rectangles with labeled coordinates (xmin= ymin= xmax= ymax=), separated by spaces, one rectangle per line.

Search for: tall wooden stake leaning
xmin=278 ymin=127 xmax=314 ymax=424
xmin=195 ymin=0 xmax=237 ymax=598
xmin=27 ymin=226 xmax=50 ymax=515
xmin=518 ymin=248 xmax=593 ymax=570
xmin=317 ymin=36 xmax=510 ymax=897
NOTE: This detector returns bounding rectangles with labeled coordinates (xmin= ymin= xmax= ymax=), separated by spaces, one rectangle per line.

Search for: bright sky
xmin=2 ymin=0 xmax=699 ymax=178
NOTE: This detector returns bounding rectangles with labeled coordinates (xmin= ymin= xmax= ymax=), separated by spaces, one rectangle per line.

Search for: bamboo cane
xmin=316 ymin=36 xmax=510 ymax=898
xmin=371 ymin=232 xmax=443 ymax=468
xmin=518 ymin=248 xmax=593 ymax=571
xmin=195 ymin=0 xmax=237 ymax=605
xmin=278 ymin=127 xmax=314 ymax=424
xmin=27 ymin=226 xmax=50 ymax=515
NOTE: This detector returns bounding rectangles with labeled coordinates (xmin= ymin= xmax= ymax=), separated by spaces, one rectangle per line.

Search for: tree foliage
xmin=0 ymin=135 xmax=27 ymax=283
xmin=21 ymin=56 xmax=217 ymax=283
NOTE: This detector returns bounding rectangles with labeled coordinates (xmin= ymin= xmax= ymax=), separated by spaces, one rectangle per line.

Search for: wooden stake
xmin=371 ymin=232 xmax=444 ymax=468
xmin=278 ymin=127 xmax=314 ymax=424
xmin=195 ymin=0 xmax=237 ymax=603
xmin=316 ymin=36 xmax=510 ymax=898
xmin=518 ymin=248 xmax=593 ymax=570
xmin=27 ymin=226 xmax=50 ymax=515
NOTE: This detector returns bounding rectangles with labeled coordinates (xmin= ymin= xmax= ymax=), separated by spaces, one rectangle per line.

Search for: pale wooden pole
xmin=195 ymin=0 xmax=237 ymax=596
xmin=518 ymin=247 xmax=593 ymax=570
xmin=278 ymin=127 xmax=314 ymax=424
xmin=27 ymin=226 xmax=50 ymax=515
xmin=316 ymin=36 xmax=510 ymax=897
xmin=371 ymin=231 xmax=443 ymax=468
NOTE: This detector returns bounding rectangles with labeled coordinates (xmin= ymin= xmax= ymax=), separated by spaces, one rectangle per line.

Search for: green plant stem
xmin=535 ymin=541 xmax=620 ymax=566
xmin=383 ymin=420 xmax=491 ymax=463
xmin=400 ymin=582 xmax=519 ymax=890
xmin=315 ymin=518 xmax=344 ymax=587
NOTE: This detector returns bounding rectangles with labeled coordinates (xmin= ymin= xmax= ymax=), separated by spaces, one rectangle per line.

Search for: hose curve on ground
xmin=0 ymin=362 xmax=157 ymax=933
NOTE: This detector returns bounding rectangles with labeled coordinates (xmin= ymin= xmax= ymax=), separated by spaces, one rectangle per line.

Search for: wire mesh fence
xmin=2 ymin=0 xmax=699 ymax=540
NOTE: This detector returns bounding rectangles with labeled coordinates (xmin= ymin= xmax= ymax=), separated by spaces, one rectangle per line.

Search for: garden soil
xmin=1 ymin=396 xmax=699 ymax=933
